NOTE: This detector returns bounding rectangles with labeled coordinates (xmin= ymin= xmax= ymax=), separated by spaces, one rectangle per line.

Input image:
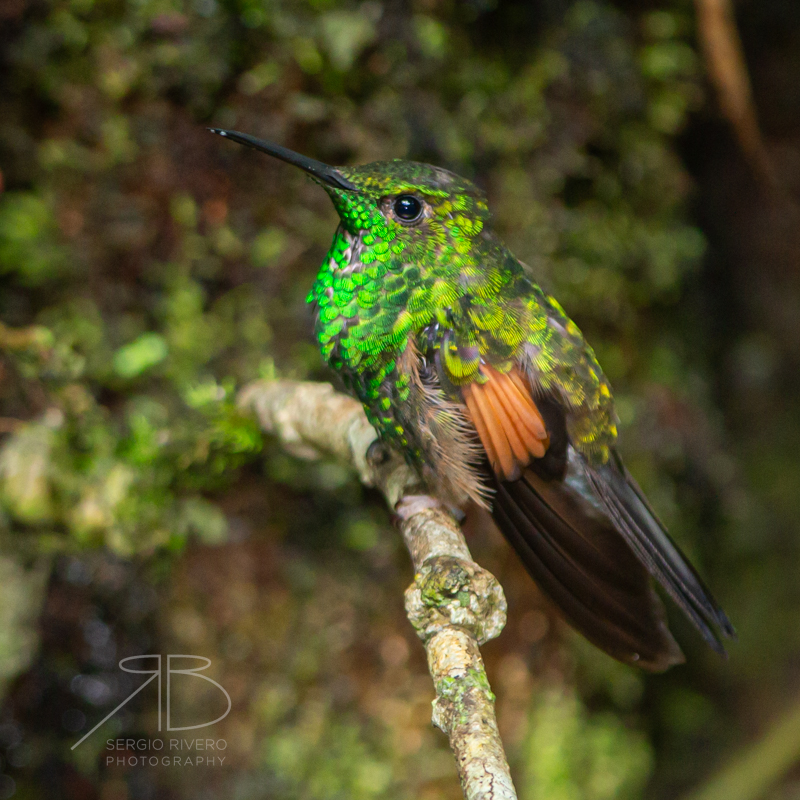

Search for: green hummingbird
xmin=211 ymin=128 xmax=734 ymax=670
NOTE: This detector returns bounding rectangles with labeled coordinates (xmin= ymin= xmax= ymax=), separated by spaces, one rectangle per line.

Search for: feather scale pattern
xmin=301 ymin=155 xmax=734 ymax=667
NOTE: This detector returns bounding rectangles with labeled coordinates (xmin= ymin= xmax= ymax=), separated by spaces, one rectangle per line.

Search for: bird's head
xmin=210 ymin=129 xmax=492 ymax=264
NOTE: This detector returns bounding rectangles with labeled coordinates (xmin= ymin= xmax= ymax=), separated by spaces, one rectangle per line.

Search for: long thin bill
xmin=209 ymin=128 xmax=357 ymax=191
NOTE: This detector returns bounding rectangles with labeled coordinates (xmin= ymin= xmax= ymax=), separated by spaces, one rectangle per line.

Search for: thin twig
xmin=0 ymin=321 xmax=53 ymax=354
xmin=239 ymin=379 xmax=518 ymax=800
xmin=695 ymin=0 xmax=776 ymax=187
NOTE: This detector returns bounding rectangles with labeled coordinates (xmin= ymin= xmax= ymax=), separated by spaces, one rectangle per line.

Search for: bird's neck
xmin=308 ymin=224 xmax=529 ymax=376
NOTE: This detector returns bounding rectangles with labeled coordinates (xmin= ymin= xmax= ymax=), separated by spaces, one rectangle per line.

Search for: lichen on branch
xmin=239 ymin=378 xmax=519 ymax=800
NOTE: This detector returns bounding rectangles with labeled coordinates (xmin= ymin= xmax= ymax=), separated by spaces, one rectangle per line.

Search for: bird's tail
xmin=492 ymin=461 xmax=687 ymax=671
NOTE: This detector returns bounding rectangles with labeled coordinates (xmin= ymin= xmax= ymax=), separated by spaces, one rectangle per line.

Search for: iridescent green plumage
xmin=308 ymin=159 xmax=617 ymax=470
xmin=213 ymin=128 xmax=734 ymax=671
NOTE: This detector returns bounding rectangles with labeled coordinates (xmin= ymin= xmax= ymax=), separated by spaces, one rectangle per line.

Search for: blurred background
xmin=0 ymin=0 xmax=799 ymax=798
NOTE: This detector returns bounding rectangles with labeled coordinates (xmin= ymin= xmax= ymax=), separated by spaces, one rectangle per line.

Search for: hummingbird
xmin=211 ymin=128 xmax=734 ymax=670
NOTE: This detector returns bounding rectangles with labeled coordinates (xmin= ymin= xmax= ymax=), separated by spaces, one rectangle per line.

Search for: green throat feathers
xmin=306 ymin=158 xmax=618 ymax=469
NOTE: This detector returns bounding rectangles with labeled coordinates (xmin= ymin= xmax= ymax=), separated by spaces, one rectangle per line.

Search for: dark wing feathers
xmin=492 ymin=467 xmax=685 ymax=671
xmin=455 ymin=362 xmax=733 ymax=667
xmin=583 ymin=455 xmax=735 ymax=653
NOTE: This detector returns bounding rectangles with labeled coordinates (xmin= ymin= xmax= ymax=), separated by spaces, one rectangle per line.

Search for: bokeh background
xmin=0 ymin=0 xmax=799 ymax=798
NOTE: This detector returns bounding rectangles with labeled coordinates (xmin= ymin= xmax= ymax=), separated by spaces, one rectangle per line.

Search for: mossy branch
xmin=239 ymin=379 xmax=518 ymax=800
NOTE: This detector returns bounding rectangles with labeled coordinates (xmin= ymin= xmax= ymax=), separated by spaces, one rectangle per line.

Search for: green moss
xmin=437 ymin=667 xmax=496 ymax=712
xmin=419 ymin=558 xmax=470 ymax=607
xmin=0 ymin=0 xmax=761 ymax=796
xmin=523 ymin=689 xmax=652 ymax=800
xmin=0 ymin=193 xmax=71 ymax=286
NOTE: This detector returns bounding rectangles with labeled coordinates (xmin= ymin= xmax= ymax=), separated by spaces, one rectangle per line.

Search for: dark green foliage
xmin=1 ymin=0 xmax=799 ymax=799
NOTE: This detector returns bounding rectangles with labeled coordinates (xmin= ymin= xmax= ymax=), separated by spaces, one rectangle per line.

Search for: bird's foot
xmin=395 ymin=494 xmax=465 ymax=522
xmin=395 ymin=494 xmax=445 ymax=520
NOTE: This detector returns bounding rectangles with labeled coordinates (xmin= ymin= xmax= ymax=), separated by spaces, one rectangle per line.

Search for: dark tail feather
xmin=492 ymin=467 xmax=685 ymax=671
xmin=583 ymin=453 xmax=735 ymax=654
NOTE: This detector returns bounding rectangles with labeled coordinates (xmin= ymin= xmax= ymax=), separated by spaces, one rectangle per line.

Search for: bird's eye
xmin=393 ymin=195 xmax=423 ymax=222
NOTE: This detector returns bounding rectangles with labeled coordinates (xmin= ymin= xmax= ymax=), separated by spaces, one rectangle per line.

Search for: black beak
xmin=209 ymin=128 xmax=357 ymax=192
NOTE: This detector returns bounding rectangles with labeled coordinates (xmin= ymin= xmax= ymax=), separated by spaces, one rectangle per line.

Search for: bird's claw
xmin=395 ymin=494 xmax=445 ymax=520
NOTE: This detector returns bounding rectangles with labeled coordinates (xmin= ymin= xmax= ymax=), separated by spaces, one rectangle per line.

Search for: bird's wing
xmin=461 ymin=364 xmax=549 ymax=481
xmin=457 ymin=362 xmax=731 ymax=668
xmin=584 ymin=453 xmax=735 ymax=651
